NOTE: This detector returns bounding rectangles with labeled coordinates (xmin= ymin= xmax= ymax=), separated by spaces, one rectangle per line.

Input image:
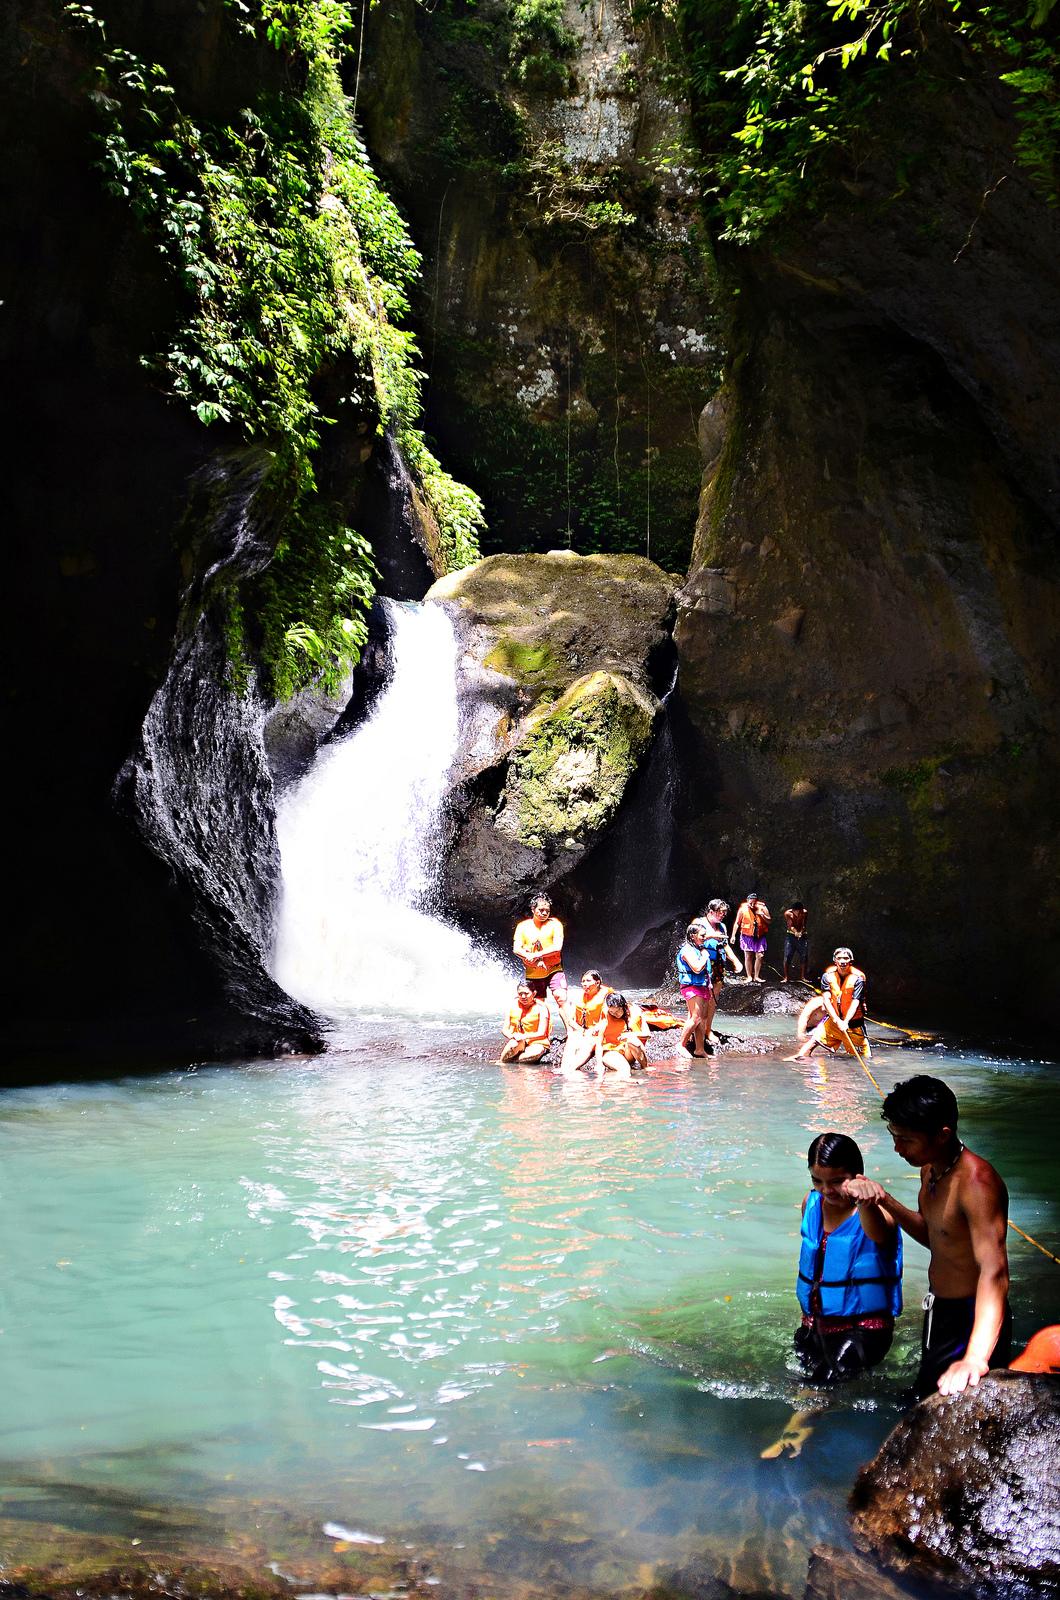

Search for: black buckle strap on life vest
xmin=798 ymin=1272 xmax=898 ymax=1288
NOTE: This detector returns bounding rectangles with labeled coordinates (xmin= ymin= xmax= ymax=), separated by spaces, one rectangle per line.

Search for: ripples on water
xmin=1 ymin=1034 xmax=1057 ymax=1594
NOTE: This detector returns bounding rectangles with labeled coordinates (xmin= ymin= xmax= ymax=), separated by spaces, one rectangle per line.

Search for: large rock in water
xmin=849 ymin=1372 xmax=1060 ymax=1597
xmin=426 ymin=552 xmax=677 ymax=917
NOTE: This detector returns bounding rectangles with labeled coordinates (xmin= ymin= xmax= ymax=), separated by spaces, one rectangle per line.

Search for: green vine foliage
xmin=675 ymin=0 xmax=1059 ymax=242
xmin=63 ymin=0 xmax=483 ymax=698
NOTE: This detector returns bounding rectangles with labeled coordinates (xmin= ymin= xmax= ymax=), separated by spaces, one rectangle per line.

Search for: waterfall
xmin=271 ymin=600 xmax=510 ymax=1021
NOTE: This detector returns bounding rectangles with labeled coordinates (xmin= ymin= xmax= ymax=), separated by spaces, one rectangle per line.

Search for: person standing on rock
xmin=676 ymin=922 xmax=712 ymax=1061
xmin=693 ymin=908 xmax=742 ymax=1046
xmin=513 ymin=894 xmax=567 ymax=1008
xmin=732 ymin=892 xmax=771 ymax=981
xmin=782 ymin=902 xmax=809 ymax=983
xmin=699 ymin=900 xmax=743 ymax=996
xmin=843 ymin=1074 xmax=1011 ymax=1399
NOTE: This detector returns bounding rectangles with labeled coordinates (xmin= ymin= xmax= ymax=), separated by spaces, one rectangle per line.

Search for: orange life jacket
xmin=506 ymin=1000 xmax=551 ymax=1038
xmin=574 ymin=984 xmax=613 ymax=1029
xmin=599 ymin=1011 xmax=630 ymax=1048
xmin=513 ymin=917 xmax=564 ymax=978
xmin=1010 ymin=1325 xmax=1060 ymax=1373
xmin=822 ymin=964 xmax=866 ymax=1024
xmin=638 ymin=1004 xmax=681 ymax=1031
xmin=735 ymin=901 xmax=770 ymax=937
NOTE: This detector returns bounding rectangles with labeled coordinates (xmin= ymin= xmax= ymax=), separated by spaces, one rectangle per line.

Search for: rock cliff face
xmin=674 ymin=65 xmax=1060 ymax=1022
xmin=429 ymin=552 xmax=679 ymax=933
xmin=359 ymin=0 xmax=721 ymax=572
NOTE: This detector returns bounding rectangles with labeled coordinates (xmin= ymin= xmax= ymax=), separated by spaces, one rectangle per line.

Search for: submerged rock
xmin=849 ymin=1371 xmax=1060 ymax=1597
xmin=428 ymin=552 xmax=678 ymax=917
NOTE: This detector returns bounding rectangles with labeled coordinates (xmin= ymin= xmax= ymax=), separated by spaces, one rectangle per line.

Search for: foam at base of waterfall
xmin=274 ymin=893 xmax=510 ymax=1018
xmin=271 ymin=601 xmax=511 ymax=1020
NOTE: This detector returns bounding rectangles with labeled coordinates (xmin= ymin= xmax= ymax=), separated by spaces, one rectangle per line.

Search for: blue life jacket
xmin=701 ymin=930 xmax=729 ymax=965
xmin=676 ymin=942 xmax=710 ymax=987
xmin=797 ymin=1190 xmax=903 ymax=1320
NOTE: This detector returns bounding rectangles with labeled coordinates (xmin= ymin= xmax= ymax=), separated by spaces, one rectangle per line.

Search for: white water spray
xmin=271 ymin=601 xmax=510 ymax=1020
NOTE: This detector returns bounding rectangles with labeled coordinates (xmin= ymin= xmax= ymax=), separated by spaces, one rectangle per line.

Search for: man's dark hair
xmin=789 ymin=901 xmax=806 ymax=912
xmin=807 ymin=1132 xmax=864 ymax=1175
xmin=881 ymin=1075 xmax=959 ymax=1134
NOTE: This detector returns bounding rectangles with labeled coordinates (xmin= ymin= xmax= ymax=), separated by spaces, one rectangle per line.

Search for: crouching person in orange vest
xmin=499 ymin=983 xmax=552 ymax=1064
xmin=787 ymin=948 xmax=870 ymax=1061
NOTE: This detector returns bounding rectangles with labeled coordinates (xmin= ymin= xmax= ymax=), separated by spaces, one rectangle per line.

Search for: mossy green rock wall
xmin=427 ymin=552 xmax=675 ymax=915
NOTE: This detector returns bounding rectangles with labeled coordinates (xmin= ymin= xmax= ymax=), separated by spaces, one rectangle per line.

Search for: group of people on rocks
xmin=502 ymin=894 xmax=650 ymax=1078
xmin=501 ymin=891 xmax=860 ymax=1071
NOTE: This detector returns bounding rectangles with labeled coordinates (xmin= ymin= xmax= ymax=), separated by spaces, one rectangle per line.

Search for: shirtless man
xmin=842 ymin=1074 xmax=1011 ymax=1399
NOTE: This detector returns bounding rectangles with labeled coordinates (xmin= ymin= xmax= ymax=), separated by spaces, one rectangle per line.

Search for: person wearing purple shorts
xmin=732 ymin=891 xmax=771 ymax=981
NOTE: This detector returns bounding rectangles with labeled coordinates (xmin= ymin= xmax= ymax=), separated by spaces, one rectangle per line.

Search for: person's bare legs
xmin=753 ymin=949 xmax=765 ymax=982
xmin=559 ymin=1030 xmax=595 ymax=1075
xmin=704 ymin=989 xmax=719 ymax=1047
xmin=520 ymin=1040 xmax=549 ymax=1064
xmin=498 ymin=1038 xmax=525 ymax=1063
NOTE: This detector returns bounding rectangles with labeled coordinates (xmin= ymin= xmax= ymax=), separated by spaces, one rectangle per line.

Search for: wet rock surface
xmin=849 ymin=1371 xmax=1060 ymax=1598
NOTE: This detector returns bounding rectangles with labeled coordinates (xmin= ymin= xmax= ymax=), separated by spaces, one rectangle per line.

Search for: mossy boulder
xmin=498 ymin=670 xmax=656 ymax=848
xmin=427 ymin=551 xmax=677 ymax=915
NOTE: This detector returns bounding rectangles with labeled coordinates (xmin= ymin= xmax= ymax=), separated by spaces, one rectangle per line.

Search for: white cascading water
xmin=271 ymin=600 xmax=510 ymax=1020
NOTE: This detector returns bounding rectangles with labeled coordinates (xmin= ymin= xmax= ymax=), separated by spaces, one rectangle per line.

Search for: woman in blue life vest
xmin=794 ymin=1131 xmax=903 ymax=1383
xmin=675 ymin=922 xmax=712 ymax=1062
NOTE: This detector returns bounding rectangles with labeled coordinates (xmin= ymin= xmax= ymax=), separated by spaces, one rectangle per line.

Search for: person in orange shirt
xmin=786 ymin=948 xmax=869 ymax=1061
xmin=512 ymin=894 xmax=567 ymax=1006
xmin=499 ymin=983 xmax=552 ymax=1064
xmin=732 ymin=891 xmax=771 ymax=982
xmin=559 ymin=969 xmax=613 ymax=1075
xmin=592 ymin=992 xmax=648 ymax=1079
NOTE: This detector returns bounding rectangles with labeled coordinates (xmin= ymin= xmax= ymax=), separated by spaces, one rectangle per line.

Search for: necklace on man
xmin=928 ymin=1141 xmax=965 ymax=1194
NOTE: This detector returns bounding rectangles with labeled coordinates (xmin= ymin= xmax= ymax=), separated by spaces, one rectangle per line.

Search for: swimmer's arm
xmin=938 ymin=1170 xmax=1010 ymax=1394
xmin=548 ymin=920 xmax=564 ymax=953
xmin=683 ymin=944 xmax=710 ymax=975
xmin=838 ymin=1179 xmax=898 ymax=1245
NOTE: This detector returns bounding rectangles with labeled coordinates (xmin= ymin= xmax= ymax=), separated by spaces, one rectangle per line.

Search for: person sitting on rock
xmin=794 ymin=1131 xmax=903 ymax=1384
xmin=782 ymin=902 xmax=809 ymax=983
xmin=732 ymin=891 xmax=770 ymax=981
xmin=591 ymin=992 xmax=648 ymax=1079
xmin=559 ymin=969 xmax=614 ymax=1074
xmin=513 ymin=893 xmax=567 ymax=1008
xmin=844 ymin=1075 xmax=1011 ymax=1400
xmin=786 ymin=948 xmax=869 ymax=1061
xmin=498 ymin=983 xmax=552 ymax=1064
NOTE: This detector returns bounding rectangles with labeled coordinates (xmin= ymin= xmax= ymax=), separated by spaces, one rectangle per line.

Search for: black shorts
xmin=794 ymin=1319 xmax=894 ymax=1385
xmin=913 ymin=1295 xmax=1012 ymax=1400
xmin=784 ymin=933 xmax=808 ymax=963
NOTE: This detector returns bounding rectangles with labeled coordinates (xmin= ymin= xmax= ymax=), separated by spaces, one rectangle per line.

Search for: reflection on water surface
xmin=2 ymin=1028 xmax=1057 ymax=1595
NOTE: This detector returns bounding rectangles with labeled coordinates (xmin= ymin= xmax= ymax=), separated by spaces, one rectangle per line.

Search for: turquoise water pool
xmin=2 ymin=1028 xmax=1056 ymax=1594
